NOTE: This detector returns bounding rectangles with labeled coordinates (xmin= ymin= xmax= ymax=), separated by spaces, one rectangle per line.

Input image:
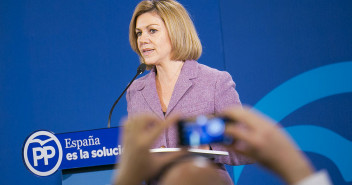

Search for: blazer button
xmin=160 ymin=145 xmax=166 ymax=148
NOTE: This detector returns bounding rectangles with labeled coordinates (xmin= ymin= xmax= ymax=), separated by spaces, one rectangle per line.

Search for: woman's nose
xmin=139 ymin=33 xmax=150 ymax=44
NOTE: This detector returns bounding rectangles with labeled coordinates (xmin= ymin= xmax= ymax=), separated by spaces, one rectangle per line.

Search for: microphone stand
xmin=107 ymin=64 xmax=146 ymax=128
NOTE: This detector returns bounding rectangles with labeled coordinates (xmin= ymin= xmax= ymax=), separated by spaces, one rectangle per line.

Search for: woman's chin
xmin=143 ymin=59 xmax=158 ymax=66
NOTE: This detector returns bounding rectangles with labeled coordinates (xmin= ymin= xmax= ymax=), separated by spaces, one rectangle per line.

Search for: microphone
xmin=107 ymin=63 xmax=147 ymax=128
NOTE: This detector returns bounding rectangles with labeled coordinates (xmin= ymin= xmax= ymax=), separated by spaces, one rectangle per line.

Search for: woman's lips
xmin=142 ymin=49 xmax=154 ymax=56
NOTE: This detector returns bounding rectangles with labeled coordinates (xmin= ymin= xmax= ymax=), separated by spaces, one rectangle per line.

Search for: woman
xmin=126 ymin=0 xmax=252 ymax=184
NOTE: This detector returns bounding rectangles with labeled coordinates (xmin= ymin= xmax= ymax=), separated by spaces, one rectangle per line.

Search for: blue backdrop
xmin=1 ymin=0 xmax=351 ymax=184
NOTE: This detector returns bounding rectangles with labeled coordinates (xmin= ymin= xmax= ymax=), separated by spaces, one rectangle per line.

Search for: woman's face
xmin=135 ymin=12 xmax=172 ymax=66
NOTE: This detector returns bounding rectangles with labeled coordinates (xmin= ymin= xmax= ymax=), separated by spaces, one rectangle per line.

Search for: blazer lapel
xmin=139 ymin=69 xmax=164 ymax=119
xmin=166 ymin=60 xmax=198 ymax=116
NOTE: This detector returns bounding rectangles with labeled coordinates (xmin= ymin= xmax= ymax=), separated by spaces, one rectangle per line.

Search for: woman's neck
xmin=155 ymin=60 xmax=184 ymax=83
xmin=155 ymin=60 xmax=184 ymax=112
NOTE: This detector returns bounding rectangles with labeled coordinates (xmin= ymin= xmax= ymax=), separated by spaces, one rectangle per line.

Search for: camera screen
xmin=178 ymin=115 xmax=231 ymax=146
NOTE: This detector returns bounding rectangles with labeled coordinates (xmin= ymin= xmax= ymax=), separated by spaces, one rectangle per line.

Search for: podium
xmin=62 ymin=164 xmax=116 ymax=185
xmin=22 ymin=127 xmax=121 ymax=184
xmin=22 ymin=127 xmax=230 ymax=185
xmin=61 ymin=149 xmax=229 ymax=185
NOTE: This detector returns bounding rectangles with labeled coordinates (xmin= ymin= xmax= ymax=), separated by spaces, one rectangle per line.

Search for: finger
xmin=152 ymin=151 xmax=188 ymax=170
xmin=225 ymin=124 xmax=256 ymax=146
xmin=134 ymin=114 xmax=158 ymax=130
xmin=224 ymin=124 xmax=258 ymax=158
xmin=126 ymin=114 xmax=158 ymax=132
xmin=148 ymin=114 xmax=181 ymax=145
xmin=123 ymin=114 xmax=160 ymax=141
xmin=146 ymin=118 xmax=166 ymax=143
xmin=224 ymin=141 xmax=252 ymax=158
xmin=164 ymin=114 xmax=181 ymax=127
xmin=222 ymin=106 xmax=275 ymax=131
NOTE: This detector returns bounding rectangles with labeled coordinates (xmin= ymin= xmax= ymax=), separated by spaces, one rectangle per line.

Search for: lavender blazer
xmin=126 ymin=60 xmax=252 ymax=167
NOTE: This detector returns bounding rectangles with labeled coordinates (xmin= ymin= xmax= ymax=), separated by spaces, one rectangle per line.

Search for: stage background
xmin=1 ymin=0 xmax=351 ymax=184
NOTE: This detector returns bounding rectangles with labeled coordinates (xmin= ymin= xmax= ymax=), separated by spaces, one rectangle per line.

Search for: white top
xmin=294 ymin=170 xmax=332 ymax=185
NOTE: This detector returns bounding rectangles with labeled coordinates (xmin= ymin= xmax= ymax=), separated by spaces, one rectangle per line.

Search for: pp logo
xmin=23 ymin=130 xmax=63 ymax=176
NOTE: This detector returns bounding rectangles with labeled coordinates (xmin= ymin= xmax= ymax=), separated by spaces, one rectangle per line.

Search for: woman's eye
xmin=150 ymin=29 xmax=157 ymax=34
xmin=136 ymin=32 xmax=142 ymax=37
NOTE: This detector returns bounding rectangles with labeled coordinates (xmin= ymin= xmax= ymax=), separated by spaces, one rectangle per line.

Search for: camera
xmin=177 ymin=115 xmax=233 ymax=146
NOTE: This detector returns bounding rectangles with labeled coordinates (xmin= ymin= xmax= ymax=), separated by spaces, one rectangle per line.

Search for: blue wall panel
xmin=220 ymin=0 xmax=352 ymax=105
xmin=220 ymin=1 xmax=352 ymax=184
xmin=0 ymin=0 xmax=225 ymax=184
xmin=1 ymin=0 xmax=352 ymax=184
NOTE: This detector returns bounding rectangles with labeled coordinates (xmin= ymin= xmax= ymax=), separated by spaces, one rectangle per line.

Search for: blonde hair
xmin=129 ymin=0 xmax=202 ymax=64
